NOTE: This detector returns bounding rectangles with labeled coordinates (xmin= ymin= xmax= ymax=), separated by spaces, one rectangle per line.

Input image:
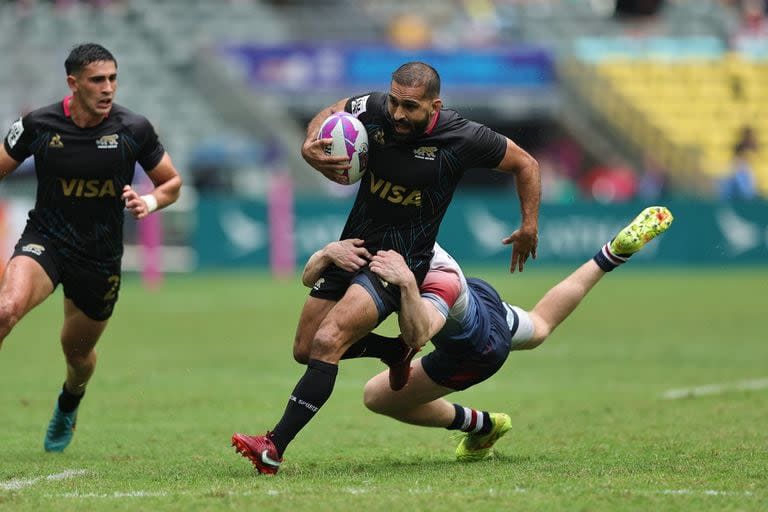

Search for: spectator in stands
xmin=731 ymin=0 xmax=768 ymax=53
xmin=636 ymin=152 xmax=669 ymax=201
xmin=387 ymin=13 xmax=433 ymax=49
xmin=456 ymin=0 xmax=503 ymax=48
xmin=739 ymin=0 xmax=768 ymax=35
xmin=579 ymin=158 xmax=638 ymax=203
xmin=719 ymin=125 xmax=759 ymax=200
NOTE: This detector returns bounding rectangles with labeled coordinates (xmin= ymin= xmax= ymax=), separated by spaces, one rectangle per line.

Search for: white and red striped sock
xmin=448 ymin=404 xmax=492 ymax=435
xmin=593 ymin=241 xmax=629 ymax=272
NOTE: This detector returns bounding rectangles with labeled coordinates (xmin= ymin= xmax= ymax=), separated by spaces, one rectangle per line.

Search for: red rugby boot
xmin=231 ymin=432 xmax=282 ymax=475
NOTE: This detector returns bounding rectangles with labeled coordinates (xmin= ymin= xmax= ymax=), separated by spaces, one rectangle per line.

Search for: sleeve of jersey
xmin=460 ymin=121 xmax=507 ymax=170
xmin=419 ymin=269 xmax=462 ymax=319
xmin=345 ymin=92 xmax=385 ymax=124
xmin=134 ymin=117 xmax=165 ymax=171
xmin=3 ymin=115 xmax=34 ymax=162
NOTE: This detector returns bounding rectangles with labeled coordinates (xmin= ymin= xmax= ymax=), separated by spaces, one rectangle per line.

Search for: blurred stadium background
xmin=2 ymin=3 xmax=767 ymax=506
xmin=1 ymin=0 xmax=767 ymax=275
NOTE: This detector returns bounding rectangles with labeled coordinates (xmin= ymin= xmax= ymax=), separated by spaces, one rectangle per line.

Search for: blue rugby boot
xmin=44 ymin=404 xmax=78 ymax=452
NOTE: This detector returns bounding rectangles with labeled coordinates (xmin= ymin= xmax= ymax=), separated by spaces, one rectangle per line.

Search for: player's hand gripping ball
xmin=317 ymin=112 xmax=369 ymax=184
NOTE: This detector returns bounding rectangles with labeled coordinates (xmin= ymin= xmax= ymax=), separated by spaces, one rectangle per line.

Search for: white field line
xmin=43 ymin=487 xmax=754 ymax=499
xmin=0 ymin=469 xmax=87 ymax=491
xmin=60 ymin=491 xmax=170 ymax=498
xmin=653 ymin=489 xmax=753 ymax=496
xmin=661 ymin=377 xmax=768 ymax=400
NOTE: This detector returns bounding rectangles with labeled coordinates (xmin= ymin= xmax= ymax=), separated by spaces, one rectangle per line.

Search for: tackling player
xmin=232 ymin=61 xmax=541 ymax=474
xmin=362 ymin=206 xmax=673 ymax=462
xmin=0 ymin=43 xmax=182 ymax=452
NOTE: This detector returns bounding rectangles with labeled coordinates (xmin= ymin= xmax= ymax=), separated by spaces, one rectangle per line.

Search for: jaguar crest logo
xmin=96 ymin=134 xmax=119 ymax=149
xmin=413 ymin=146 xmax=437 ymax=160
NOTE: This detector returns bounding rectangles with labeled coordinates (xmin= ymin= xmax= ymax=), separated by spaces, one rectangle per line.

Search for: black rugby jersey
xmin=344 ymin=92 xmax=507 ymax=281
xmin=3 ymin=97 xmax=164 ymax=264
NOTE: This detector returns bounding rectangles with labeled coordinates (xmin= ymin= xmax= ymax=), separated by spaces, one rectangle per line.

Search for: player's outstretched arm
xmin=301 ymin=239 xmax=372 ymax=287
xmin=123 ymin=152 xmax=182 ymax=219
xmin=511 ymin=206 xmax=674 ymax=350
xmin=496 ymin=138 xmax=541 ymax=273
xmin=509 ymin=259 xmax=606 ymax=351
xmin=0 ymin=144 xmax=21 ymax=181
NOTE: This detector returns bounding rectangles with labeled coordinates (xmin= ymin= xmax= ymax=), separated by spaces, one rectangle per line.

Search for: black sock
xmin=58 ymin=383 xmax=84 ymax=413
xmin=340 ymin=332 xmax=406 ymax=364
xmin=592 ymin=241 xmax=630 ymax=272
xmin=270 ymin=359 xmax=338 ymax=456
xmin=447 ymin=404 xmax=492 ymax=435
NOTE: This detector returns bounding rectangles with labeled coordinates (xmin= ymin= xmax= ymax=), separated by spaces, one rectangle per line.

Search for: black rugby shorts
xmin=309 ymin=264 xmax=401 ymax=323
xmin=13 ymin=228 xmax=121 ymax=321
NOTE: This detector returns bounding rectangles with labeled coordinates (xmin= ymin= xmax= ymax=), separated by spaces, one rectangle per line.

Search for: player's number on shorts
xmin=103 ymin=275 xmax=120 ymax=301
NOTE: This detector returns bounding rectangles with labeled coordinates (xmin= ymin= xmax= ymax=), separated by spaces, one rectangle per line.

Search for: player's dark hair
xmin=392 ymin=62 xmax=440 ymax=99
xmin=65 ymin=43 xmax=117 ymax=75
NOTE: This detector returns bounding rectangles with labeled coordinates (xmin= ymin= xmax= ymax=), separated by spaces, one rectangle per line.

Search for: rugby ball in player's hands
xmin=317 ymin=112 xmax=368 ymax=185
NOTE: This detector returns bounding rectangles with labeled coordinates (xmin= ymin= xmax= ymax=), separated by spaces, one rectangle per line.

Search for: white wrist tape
xmin=141 ymin=194 xmax=158 ymax=213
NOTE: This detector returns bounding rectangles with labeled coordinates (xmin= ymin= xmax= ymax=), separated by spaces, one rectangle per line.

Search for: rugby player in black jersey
xmin=232 ymin=62 xmax=540 ymax=474
xmin=0 ymin=43 xmax=182 ymax=452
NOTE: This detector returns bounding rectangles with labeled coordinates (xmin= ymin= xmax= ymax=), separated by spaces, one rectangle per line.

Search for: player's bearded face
xmin=69 ymin=60 xmax=118 ymax=119
xmin=387 ymin=83 xmax=439 ymax=141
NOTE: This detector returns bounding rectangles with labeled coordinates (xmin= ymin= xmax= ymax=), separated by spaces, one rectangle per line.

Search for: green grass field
xmin=1 ymin=268 xmax=766 ymax=511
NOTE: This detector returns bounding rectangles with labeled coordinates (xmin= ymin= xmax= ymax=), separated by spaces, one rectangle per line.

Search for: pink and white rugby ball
xmin=317 ymin=112 xmax=369 ymax=185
